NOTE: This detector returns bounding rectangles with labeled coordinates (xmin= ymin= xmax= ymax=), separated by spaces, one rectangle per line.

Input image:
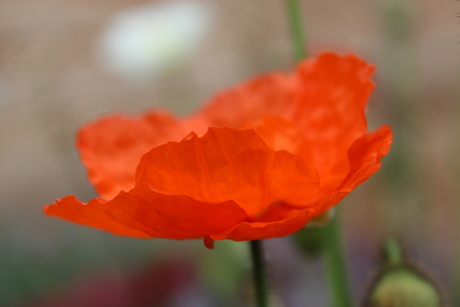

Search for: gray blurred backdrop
xmin=0 ymin=0 xmax=458 ymax=306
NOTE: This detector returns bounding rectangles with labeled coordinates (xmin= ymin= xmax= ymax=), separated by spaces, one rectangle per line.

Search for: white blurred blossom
xmin=97 ymin=1 xmax=214 ymax=80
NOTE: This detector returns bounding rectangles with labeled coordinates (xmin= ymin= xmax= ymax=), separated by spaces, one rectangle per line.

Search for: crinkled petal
xmin=44 ymin=185 xmax=248 ymax=239
xmin=243 ymin=116 xmax=310 ymax=155
xmin=307 ymin=125 xmax=393 ymax=216
xmin=199 ymin=73 xmax=295 ymax=128
xmin=210 ymin=202 xmax=318 ymax=241
xmin=77 ymin=110 xmax=198 ymax=199
xmin=153 ymin=125 xmax=390 ymax=241
xmin=340 ymin=125 xmax=393 ymax=192
xmin=291 ymin=52 xmax=376 ymax=190
xmin=44 ymin=195 xmax=152 ymax=238
xmin=199 ymin=53 xmax=376 ymax=192
xmin=136 ymin=127 xmax=320 ymax=218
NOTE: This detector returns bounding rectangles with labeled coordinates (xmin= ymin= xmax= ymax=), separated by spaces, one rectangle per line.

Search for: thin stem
xmin=322 ymin=209 xmax=353 ymax=307
xmin=285 ymin=1 xmax=353 ymax=305
xmin=285 ymin=0 xmax=307 ymax=61
xmin=250 ymin=240 xmax=268 ymax=307
xmin=384 ymin=238 xmax=402 ymax=265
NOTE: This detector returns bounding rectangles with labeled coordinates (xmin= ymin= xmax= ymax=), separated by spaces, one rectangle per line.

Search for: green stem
xmin=250 ymin=240 xmax=268 ymax=307
xmin=322 ymin=210 xmax=353 ymax=307
xmin=384 ymin=238 xmax=402 ymax=265
xmin=285 ymin=0 xmax=307 ymax=61
xmin=285 ymin=1 xmax=353 ymax=305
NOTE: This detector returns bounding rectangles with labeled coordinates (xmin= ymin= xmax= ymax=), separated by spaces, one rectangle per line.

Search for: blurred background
xmin=0 ymin=0 xmax=458 ymax=306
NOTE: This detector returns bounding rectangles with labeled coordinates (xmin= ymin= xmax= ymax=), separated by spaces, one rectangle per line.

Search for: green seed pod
xmin=363 ymin=239 xmax=446 ymax=307
xmin=364 ymin=265 xmax=444 ymax=307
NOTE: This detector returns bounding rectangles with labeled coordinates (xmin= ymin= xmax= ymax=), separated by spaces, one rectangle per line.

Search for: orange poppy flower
xmin=44 ymin=52 xmax=392 ymax=248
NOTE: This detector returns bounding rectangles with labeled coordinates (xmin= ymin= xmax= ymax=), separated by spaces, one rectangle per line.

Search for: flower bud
xmin=363 ymin=239 xmax=445 ymax=307
xmin=365 ymin=265 xmax=443 ymax=307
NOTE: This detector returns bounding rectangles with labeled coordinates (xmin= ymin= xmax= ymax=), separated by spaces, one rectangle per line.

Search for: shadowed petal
xmin=307 ymin=125 xmax=393 ymax=216
xmin=243 ymin=116 xmax=310 ymax=155
xmin=199 ymin=73 xmax=295 ymax=128
xmin=44 ymin=185 xmax=248 ymax=239
xmin=340 ymin=125 xmax=393 ymax=192
xmin=210 ymin=202 xmax=318 ymax=241
xmin=77 ymin=110 xmax=196 ymax=199
xmin=136 ymin=127 xmax=320 ymax=218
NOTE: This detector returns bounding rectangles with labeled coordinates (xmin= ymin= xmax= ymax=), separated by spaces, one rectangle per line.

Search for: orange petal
xmin=199 ymin=73 xmax=296 ymax=128
xmin=44 ymin=195 xmax=152 ymax=238
xmin=200 ymin=53 xmax=376 ymax=192
xmin=210 ymin=202 xmax=318 ymax=241
xmin=340 ymin=125 xmax=393 ymax=191
xmin=77 ymin=110 xmax=198 ymax=199
xmin=242 ymin=116 xmax=310 ymax=155
xmin=290 ymin=52 xmax=376 ymax=190
xmin=136 ymin=127 xmax=320 ymax=218
xmin=307 ymin=125 xmax=393 ymax=216
xmin=44 ymin=185 xmax=248 ymax=239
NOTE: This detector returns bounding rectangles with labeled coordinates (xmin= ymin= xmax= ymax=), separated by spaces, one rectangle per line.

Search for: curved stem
xmin=250 ymin=240 xmax=268 ymax=307
xmin=322 ymin=210 xmax=353 ymax=307
xmin=285 ymin=0 xmax=307 ymax=61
